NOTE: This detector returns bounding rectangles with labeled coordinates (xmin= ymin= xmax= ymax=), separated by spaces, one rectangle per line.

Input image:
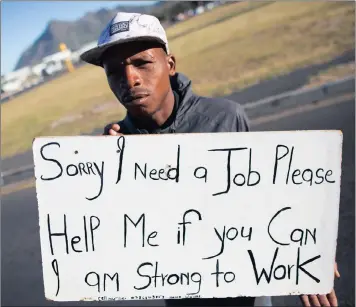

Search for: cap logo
xmin=110 ymin=21 xmax=130 ymax=36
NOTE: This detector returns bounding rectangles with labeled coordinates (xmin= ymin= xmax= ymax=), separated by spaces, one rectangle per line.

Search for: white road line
xmin=250 ymin=93 xmax=354 ymax=126
xmin=1 ymin=164 xmax=34 ymax=177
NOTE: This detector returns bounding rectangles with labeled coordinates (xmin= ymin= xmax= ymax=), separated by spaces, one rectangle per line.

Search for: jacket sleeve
xmin=235 ymin=103 xmax=250 ymax=132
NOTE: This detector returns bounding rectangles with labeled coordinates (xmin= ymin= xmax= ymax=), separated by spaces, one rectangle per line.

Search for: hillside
xmin=14 ymin=1 xmax=186 ymax=69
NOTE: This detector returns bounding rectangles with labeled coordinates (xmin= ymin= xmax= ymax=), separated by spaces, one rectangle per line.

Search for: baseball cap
xmin=80 ymin=12 xmax=169 ymax=66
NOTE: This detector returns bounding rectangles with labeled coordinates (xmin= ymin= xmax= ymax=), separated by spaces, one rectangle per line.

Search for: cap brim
xmin=80 ymin=36 xmax=168 ymax=67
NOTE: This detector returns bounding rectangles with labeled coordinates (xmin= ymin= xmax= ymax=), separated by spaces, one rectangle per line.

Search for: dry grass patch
xmin=171 ymin=1 xmax=355 ymax=96
xmin=1 ymin=65 xmax=125 ymax=157
xmin=166 ymin=1 xmax=271 ymax=40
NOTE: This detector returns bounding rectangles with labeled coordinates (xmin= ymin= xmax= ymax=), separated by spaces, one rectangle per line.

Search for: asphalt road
xmin=1 ymin=96 xmax=354 ymax=306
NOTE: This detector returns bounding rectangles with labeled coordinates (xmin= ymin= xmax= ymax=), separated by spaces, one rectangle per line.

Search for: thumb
xmin=109 ymin=128 xmax=121 ymax=136
xmin=103 ymin=123 xmax=121 ymax=135
xmin=335 ymin=262 xmax=340 ymax=278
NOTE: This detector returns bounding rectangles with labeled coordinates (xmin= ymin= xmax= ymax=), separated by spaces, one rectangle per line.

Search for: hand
xmin=102 ymin=123 xmax=123 ymax=136
xmin=300 ymin=262 xmax=340 ymax=306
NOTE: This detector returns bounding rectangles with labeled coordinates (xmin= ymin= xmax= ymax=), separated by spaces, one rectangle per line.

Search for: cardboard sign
xmin=32 ymin=131 xmax=342 ymax=302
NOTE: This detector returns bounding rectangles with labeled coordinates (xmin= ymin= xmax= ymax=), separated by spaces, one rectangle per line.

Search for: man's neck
xmin=130 ymin=90 xmax=176 ymax=131
xmin=152 ymin=90 xmax=175 ymax=127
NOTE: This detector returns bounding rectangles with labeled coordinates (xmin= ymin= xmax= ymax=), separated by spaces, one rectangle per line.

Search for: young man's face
xmin=102 ymin=41 xmax=176 ymax=119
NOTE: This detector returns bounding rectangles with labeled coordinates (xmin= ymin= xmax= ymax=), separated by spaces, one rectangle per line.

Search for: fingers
xmin=317 ymin=295 xmax=331 ymax=307
xmin=103 ymin=123 xmax=123 ymax=136
xmin=327 ymin=289 xmax=338 ymax=307
xmin=309 ymin=295 xmax=321 ymax=307
xmin=109 ymin=124 xmax=121 ymax=136
xmin=334 ymin=262 xmax=340 ymax=279
xmin=111 ymin=124 xmax=120 ymax=133
xmin=300 ymin=292 xmax=337 ymax=307
xmin=301 ymin=295 xmax=311 ymax=307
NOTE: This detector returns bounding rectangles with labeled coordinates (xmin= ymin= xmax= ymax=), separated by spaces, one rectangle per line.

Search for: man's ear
xmin=167 ymin=54 xmax=176 ymax=76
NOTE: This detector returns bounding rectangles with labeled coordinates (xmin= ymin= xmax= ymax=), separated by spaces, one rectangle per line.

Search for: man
xmin=81 ymin=12 xmax=340 ymax=307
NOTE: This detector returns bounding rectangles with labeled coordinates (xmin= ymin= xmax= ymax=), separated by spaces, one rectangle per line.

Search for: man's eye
xmin=135 ymin=60 xmax=150 ymax=67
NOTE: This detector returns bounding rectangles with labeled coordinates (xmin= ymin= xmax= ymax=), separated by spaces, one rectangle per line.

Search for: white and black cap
xmin=80 ymin=12 xmax=169 ymax=66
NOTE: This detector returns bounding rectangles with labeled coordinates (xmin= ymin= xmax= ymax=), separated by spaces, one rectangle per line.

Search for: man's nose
xmin=122 ymin=65 xmax=141 ymax=89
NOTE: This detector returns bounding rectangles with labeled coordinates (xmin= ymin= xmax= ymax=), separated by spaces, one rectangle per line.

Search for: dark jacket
xmin=116 ymin=72 xmax=250 ymax=135
xmin=114 ymin=73 xmax=255 ymax=307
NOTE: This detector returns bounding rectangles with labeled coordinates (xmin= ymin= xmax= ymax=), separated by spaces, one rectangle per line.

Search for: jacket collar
xmin=122 ymin=72 xmax=193 ymax=134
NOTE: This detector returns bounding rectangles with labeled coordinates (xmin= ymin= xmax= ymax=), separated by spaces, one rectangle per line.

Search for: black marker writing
xmin=268 ymin=207 xmax=317 ymax=246
xmin=296 ymin=247 xmax=321 ymax=284
xmin=85 ymin=271 xmax=120 ymax=293
xmin=268 ymin=207 xmax=291 ymax=246
xmin=177 ymin=209 xmax=202 ymax=246
xmin=194 ymin=166 xmax=208 ymax=183
xmin=48 ymin=214 xmax=68 ymax=255
xmin=134 ymin=261 xmax=202 ymax=295
xmin=51 ymin=259 xmax=60 ymax=296
xmin=40 ymin=142 xmax=62 ymax=180
xmin=248 ymin=247 xmax=321 ymax=285
xmin=209 ymin=147 xmax=260 ymax=196
xmin=47 ymin=214 xmax=100 ymax=255
xmin=203 ymin=225 xmax=252 ymax=260
xmin=210 ymin=259 xmax=235 ymax=287
xmin=273 ymin=144 xmax=336 ymax=186
xmin=90 ymin=216 xmax=100 ymax=251
xmin=124 ymin=214 xmax=159 ymax=248
xmin=39 ymin=142 xmax=105 ymax=200
xmin=86 ymin=161 xmax=104 ymax=201
xmin=116 ymin=136 xmax=126 ymax=184
xmin=209 ymin=147 xmax=244 ymax=196
xmin=134 ymin=145 xmax=180 ymax=182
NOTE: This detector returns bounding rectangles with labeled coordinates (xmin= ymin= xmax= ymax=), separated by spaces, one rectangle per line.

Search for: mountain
xmin=14 ymin=1 xmax=181 ymax=70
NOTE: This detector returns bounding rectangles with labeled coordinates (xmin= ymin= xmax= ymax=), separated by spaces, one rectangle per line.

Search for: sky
xmin=1 ymin=1 xmax=158 ymax=75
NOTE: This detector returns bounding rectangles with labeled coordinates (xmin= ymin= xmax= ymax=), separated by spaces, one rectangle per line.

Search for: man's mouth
xmin=124 ymin=94 xmax=149 ymax=105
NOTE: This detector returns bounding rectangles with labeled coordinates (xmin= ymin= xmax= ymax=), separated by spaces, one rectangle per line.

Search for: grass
xmin=167 ymin=2 xmax=272 ymax=40
xmin=171 ymin=1 xmax=355 ymax=96
xmin=1 ymin=1 xmax=355 ymax=159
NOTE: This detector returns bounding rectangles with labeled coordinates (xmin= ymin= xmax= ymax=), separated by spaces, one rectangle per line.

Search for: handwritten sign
xmin=32 ymin=131 xmax=342 ymax=302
